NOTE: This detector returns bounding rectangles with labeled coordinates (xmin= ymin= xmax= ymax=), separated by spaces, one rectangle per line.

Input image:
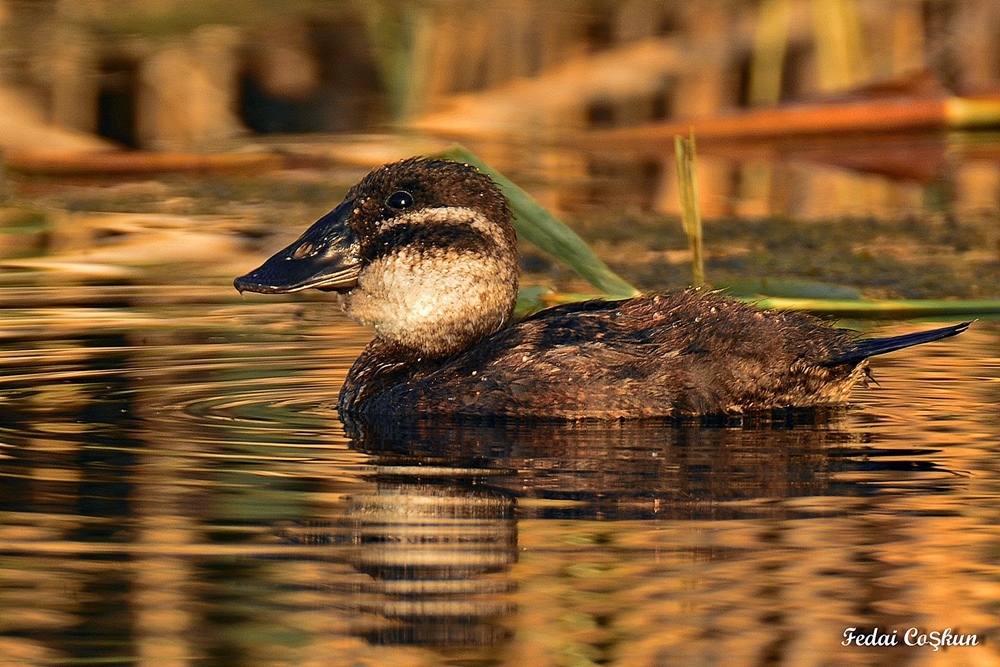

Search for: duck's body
xmin=235 ymin=158 xmax=969 ymax=421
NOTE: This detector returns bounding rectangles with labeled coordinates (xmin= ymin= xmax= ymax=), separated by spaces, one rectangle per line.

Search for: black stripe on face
xmin=364 ymin=220 xmax=502 ymax=262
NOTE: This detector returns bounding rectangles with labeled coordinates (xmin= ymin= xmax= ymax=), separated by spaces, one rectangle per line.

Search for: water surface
xmin=2 ymin=152 xmax=1000 ymax=665
xmin=1 ymin=280 xmax=998 ymax=666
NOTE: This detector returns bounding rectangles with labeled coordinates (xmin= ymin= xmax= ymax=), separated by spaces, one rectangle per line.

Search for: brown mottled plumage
xmin=235 ymin=158 xmax=969 ymax=421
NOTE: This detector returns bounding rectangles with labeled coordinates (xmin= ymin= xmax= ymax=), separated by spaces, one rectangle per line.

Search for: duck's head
xmin=235 ymin=158 xmax=519 ymax=358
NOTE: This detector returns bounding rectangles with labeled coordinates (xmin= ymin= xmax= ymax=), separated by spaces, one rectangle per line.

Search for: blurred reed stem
xmin=811 ymin=0 xmax=869 ymax=92
xmin=674 ymin=131 xmax=704 ymax=287
xmin=749 ymin=0 xmax=793 ymax=106
xmin=363 ymin=1 xmax=435 ymax=121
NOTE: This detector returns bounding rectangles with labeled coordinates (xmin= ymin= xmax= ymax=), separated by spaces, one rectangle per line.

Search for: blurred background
xmin=3 ymin=0 xmax=1000 ymax=219
xmin=2 ymin=0 xmax=1000 ymax=298
xmin=4 ymin=0 xmax=1000 ymax=140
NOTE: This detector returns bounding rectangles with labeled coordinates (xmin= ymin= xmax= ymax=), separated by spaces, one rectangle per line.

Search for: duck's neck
xmin=335 ymin=207 xmax=519 ymax=416
xmin=338 ymin=207 xmax=519 ymax=358
xmin=337 ymin=338 xmax=445 ymax=416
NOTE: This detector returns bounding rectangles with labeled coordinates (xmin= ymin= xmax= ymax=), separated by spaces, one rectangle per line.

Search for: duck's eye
xmin=385 ymin=190 xmax=414 ymax=210
xmin=292 ymin=241 xmax=315 ymax=259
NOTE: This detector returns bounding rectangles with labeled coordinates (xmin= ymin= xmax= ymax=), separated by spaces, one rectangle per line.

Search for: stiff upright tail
xmin=824 ymin=321 xmax=972 ymax=367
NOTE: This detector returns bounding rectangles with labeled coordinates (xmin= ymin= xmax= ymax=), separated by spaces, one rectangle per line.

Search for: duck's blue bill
xmin=234 ymin=198 xmax=361 ymax=294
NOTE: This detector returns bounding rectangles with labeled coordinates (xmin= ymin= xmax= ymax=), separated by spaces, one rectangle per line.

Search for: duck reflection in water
xmin=340 ymin=478 xmax=517 ymax=646
xmin=286 ymin=414 xmax=957 ymax=648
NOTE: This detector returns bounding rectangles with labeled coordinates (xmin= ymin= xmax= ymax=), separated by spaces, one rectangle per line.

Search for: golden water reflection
xmin=0 ymin=291 xmax=998 ymax=665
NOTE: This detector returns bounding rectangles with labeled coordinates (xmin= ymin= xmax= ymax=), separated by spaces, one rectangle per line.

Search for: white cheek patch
xmin=374 ymin=247 xmax=472 ymax=323
xmin=343 ymin=245 xmax=515 ymax=355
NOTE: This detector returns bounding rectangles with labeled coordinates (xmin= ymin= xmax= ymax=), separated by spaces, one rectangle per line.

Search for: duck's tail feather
xmin=824 ymin=321 xmax=972 ymax=367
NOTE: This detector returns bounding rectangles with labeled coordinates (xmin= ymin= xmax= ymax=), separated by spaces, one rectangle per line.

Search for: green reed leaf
xmin=748 ymin=297 xmax=1000 ymax=318
xmin=436 ymin=145 xmax=639 ymax=298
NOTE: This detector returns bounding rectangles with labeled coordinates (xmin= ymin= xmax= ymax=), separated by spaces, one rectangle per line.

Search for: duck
xmin=234 ymin=157 xmax=970 ymax=421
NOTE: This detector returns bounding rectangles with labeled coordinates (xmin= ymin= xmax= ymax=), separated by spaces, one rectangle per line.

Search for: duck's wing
xmin=404 ymin=293 xmax=833 ymax=419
